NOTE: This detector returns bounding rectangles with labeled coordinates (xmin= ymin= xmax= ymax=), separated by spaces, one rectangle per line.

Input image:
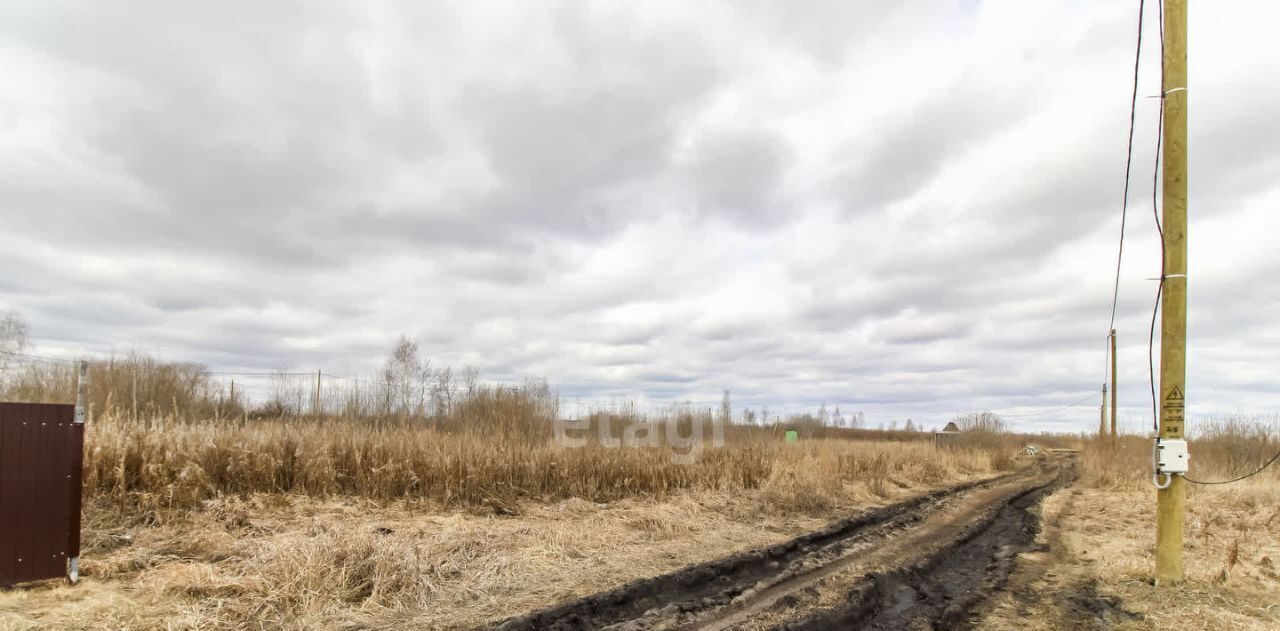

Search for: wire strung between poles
xmin=996 ymin=392 xmax=1100 ymax=417
xmin=1107 ymin=0 xmax=1148 ymax=335
xmin=1182 ymin=449 xmax=1280 ymax=485
xmin=0 ymin=349 xmax=79 ymax=364
xmin=1101 ymin=0 xmax=1149 ymax=408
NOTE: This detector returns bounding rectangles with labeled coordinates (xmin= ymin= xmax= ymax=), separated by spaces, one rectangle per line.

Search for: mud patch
xmin=490 ymin=474 xmax=1016 ymax=631
xmin=786 ymin=460 xmax=1075 ymax=630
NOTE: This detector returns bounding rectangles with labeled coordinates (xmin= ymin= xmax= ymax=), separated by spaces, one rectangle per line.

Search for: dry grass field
xmin=4 ymin=360 xmax=1278 ymax=629
xmin=979 ymin=432 xmax=1280 ymax=631
xmin=0 ymin=414 xmax=1006 ymax=630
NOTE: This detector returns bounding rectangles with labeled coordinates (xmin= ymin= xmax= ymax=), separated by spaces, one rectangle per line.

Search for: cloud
xmin=3 ymin=1 xmax=1280 ymax=433
xmin=687 ymin=128 xmax=791 ymax=225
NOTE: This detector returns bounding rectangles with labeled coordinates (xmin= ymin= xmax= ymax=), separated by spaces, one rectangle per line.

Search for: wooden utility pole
xmin=131 ymin=372 xmax=138 ymax=424
xmin=314 ymin=370 xmax=323 ymax=416
xmin=1155 ymin=0 xmax=1188 ymax=586
xmin=1110 ymin=329 xmax=1118 ymax=441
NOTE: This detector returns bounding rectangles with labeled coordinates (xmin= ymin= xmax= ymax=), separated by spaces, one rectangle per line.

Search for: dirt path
xmin=971 ymin=484 xmax=1145 ymax=631
xmin=493 ymin=456 xmax=1075 ymax=630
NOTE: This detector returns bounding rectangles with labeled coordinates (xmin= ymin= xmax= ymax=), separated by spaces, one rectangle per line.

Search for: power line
xmin=996 ymin=392 xmax=1099 ymax=417
xmin=1183 ymin=449 xmax=1280 ymax=485
xmin=1098 ymin=0 xmax=1149 ymax=431
xmin=1146 ymin=280 xmax=1162 ymax=431
xmin=1101 ymin=0 xmax=1151 ymax=389
xmin=208 ymin=371 xmax=313 ymax=377
xmin=1106 ymin=0 xmax=1148 ymax=338
xmin=322 ymin=373 xmax=394 ymax=388
xmin=1148 ymin=0 xmax=1167 ymax=432
xmin=1 ymin=350 xmax=312 ymax=376
xmin=0 ymin=349 xmax=79 ymax=365
xmin=1 ymin=351 xmax=361 ymax=381
xmin=1 ymin=349 xmax=530 ymax=396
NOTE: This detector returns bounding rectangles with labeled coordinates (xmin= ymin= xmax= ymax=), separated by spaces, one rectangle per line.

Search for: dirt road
xmin=494 ymin=455 xmax=1075 ymax=630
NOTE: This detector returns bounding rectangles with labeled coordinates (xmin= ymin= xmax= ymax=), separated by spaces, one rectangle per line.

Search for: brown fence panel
xmin=0 ymin=402 xmax=82 ymax=585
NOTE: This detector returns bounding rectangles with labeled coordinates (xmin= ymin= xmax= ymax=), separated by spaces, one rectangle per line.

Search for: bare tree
xmin=432 ymin=365 xmax=455 ymax=416
xmin=0 ymin=310 xmax=29 ymax=376
xmin=383 ymin=336 xmax=431 ymax=417
xmin=952 ymin=411 xmax=1008 ymax=434
xmin=462 ymin=366 xmax=480 ymax=396
xmin=1 ymin=310 xmax=28 ymax=351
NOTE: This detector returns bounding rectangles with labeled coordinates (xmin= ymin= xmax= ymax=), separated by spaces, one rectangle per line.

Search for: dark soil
xmin=490 ymin=473 xmax=1018 ymax=631
xmin=785 ymin=458 xmax=1077 ymax=630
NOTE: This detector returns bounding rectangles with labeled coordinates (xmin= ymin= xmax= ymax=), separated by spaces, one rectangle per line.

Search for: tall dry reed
xmin=1081 ymin=415 xmax=1280 ymax=489
xmin=82 ymin=412 xmax=1005 ymax=516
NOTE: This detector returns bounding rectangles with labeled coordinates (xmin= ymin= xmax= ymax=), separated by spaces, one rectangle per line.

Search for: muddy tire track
xmin=784 ymin=459 xmax=1075 ymax=630
xmin=490 ymin=472 xmax=1019 ymax=631
xmin=491 ymin=468 xmax=1037 ymax=631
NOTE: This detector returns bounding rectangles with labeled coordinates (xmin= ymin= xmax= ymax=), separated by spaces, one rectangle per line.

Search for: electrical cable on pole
xmin=1098 ymin=0 xmax=1149 ymax=439
xmin=1182 ymin=450 xmax=1280 ymax=485
xmin=1106 ymin=0 xmax=1147 ymax=337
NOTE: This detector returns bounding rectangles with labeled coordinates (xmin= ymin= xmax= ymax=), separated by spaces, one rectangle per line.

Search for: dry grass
xmin=980 ymin=479 xmax=1280 ymax=631
xmin=979 ymin=417 xmax=1280 ymax=630
xmin=81 ymin=409 xmax=1015 ymax=516
xmin=1081 ymin=416 xmax=1280 ymax=491
xmin=83 ymin=412 xmax=764 ymax=514
xmin=2 ymin=437 xmax=1001 ymax=630
xmin=2 ymin=357 xmax=1028 ymax=628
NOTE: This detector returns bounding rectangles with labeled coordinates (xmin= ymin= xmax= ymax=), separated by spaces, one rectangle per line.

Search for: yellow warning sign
xmin=1161 ymin=386 xmax=1185 ymax=436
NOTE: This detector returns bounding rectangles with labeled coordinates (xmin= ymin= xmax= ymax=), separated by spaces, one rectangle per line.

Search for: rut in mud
xmin=786 ymin=459 xmax=1075 ymax=630
xmin=494 ymin=457 xmax=1073 ymax=630
xmin=490 ymin=472 xmax=1019 ymax=631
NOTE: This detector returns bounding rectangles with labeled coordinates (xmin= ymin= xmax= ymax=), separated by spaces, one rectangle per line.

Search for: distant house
xmin=934 ymin=421 xmax=962 ymax=448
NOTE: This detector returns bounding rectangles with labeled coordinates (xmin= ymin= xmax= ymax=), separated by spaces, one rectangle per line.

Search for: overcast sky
xmin=2 ymin=1 xmax=1278 ymax=432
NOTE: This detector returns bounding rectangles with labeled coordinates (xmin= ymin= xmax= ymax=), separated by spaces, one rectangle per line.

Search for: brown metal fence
xmin=0 ymin=402 xmax=84 ymax=586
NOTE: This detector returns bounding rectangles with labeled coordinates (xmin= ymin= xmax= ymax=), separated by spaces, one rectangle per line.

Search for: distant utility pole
xmin=1099 ymin=384 xmax=1107 ymax=438
xmin=1110 ymin=329 xmax=1118 ymax=442
xmin=75 ymin=361 xmax=89 ymax=426
xmin=314 ymin=370 xmax=323 ymax=416
xmin=1156 ymin=0 xmax=1188 ymax=586
xmin=67 ymin=360 xmax=89 ymax=583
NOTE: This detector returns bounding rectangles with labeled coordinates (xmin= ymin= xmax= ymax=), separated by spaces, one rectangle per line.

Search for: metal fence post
xmin=68 ymin=360 xmax=88 ymax=583
xmin=74 ymin=361 xmax=88 ymax=425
